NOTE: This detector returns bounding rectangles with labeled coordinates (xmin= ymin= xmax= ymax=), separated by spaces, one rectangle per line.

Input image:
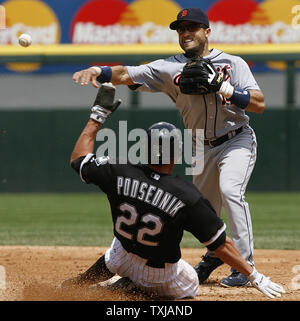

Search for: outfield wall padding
xmin=0 ymin=108 xmax=299 ymax=192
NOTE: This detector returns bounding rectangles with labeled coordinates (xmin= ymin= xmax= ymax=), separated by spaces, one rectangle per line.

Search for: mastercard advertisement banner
xmin=0 ymin=0 xmax=299 ymax=73
xmin=70 ymin=0 xmax=300 ymax=45
xmin=0 ymin=0 xmax=61 ymax=45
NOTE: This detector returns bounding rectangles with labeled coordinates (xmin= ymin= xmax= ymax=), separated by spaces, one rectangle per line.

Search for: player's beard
xmin=182 ymin=41 xmax=206 ymax=59
xmin=184 ymin=47 xmax=201 ymax=58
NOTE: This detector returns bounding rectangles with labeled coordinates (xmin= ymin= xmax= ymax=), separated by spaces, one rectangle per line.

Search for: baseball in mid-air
xmin=18 ymin=33 xmax=32 ymax=47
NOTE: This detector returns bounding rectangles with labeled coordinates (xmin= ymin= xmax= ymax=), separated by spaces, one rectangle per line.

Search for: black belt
xmin=146 ymin=260 xmax=165 ymax=268
xmin=204 ymin=127 xmax=243 ymax=147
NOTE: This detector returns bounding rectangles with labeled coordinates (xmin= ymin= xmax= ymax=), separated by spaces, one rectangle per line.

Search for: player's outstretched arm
xmin=213 ymin=236 xmax=285 ymax=299
xmin=70 ymin=119 xmax=101 ymax=164
xmin=72 ymin=65 xmax=135 ymax=88
xmin=70 ymin=83 xmax=121 ymax=164
xmin=213 ymin=236 xmax=252 ymax=276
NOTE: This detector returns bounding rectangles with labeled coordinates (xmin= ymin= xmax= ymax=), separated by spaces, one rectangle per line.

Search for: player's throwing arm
xmin=72 ymin=66 xmax=134 ymax=88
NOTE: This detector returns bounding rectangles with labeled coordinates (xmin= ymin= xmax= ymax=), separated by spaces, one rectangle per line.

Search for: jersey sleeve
xmin=126 ymin=60 xmax=166 ymax=93
xmin=231 ymin=57 xmax=261 ymax=91
xmin=71 ymin=153 xmax=114 ymax=194
xmin=184 ymin=197 xmax=226 ymax=251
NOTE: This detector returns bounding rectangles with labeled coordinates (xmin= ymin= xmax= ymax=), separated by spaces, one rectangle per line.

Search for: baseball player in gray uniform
xmin=73 ymin=7 xmax=266 ymax=287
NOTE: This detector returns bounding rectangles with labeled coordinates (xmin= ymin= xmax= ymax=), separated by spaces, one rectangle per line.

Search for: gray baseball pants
xmin=193 ymin=125 xmax=257 ymax=266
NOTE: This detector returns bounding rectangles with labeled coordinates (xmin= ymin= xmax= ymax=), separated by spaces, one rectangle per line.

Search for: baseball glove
xmin=179 ymin=58 xmax=223 ymax=95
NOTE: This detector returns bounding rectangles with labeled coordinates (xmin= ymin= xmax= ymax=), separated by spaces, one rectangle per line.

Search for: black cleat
xmin=194 ymin=253 xmax=224 ymax=284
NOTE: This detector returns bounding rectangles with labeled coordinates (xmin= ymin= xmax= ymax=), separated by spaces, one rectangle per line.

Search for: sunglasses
xmin=176 ymin=23 xmax=206 ymax=34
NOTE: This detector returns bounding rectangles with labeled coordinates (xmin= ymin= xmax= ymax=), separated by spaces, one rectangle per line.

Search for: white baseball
xmin=18 ymin=34 xmax=32 ymax=47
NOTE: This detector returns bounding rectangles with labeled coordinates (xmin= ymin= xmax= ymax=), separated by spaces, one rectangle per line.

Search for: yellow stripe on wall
xmin=0 ymin=43 xmax=299 ymax=56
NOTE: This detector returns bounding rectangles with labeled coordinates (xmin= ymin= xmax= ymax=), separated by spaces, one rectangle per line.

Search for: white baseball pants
xmin=105 ymin=237 xmax=199 ymax=299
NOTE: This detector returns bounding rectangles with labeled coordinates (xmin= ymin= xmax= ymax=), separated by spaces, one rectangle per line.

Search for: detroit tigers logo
xmin=181 ymin=10 xmax=187 ymax=18
xmin=216 ymin=64 xmax=231 ymax=81
xmin=216 ymin=64 xmax=231 ymax=105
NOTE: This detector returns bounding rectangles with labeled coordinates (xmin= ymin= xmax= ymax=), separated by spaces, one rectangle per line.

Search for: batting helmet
xmin=146 ymin=121 xmax=182 ymax=165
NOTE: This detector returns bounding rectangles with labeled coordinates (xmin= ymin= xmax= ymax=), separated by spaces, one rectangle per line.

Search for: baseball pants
xmin=105 ymin=237 xmax=199 ymax=299
xmin=193 ymin=125 xmax=257 ymax=265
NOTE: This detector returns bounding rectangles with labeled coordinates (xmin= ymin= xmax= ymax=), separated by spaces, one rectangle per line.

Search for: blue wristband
xmin=229 ymin=87 xmax=250 ymax=109
xmin=97 ymin=66 xmax=112 ymax=83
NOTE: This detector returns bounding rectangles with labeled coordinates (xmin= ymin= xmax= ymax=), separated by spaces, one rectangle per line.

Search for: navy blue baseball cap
xmin=169 ymin=8 xmax=210 ymax=30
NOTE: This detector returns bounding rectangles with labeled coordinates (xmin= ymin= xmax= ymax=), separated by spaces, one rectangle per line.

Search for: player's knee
xmin=220 ymin=182 xmax=240 ymax=201
xmin=190 ymin=275 xmax=200 ymax=297
xmin=180 ymin=275 xmax=199 ymax=299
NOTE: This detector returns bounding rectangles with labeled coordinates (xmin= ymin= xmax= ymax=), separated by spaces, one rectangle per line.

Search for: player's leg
xmin=193 ymin=149 xmax=223 ymax=215
xmin=137 ymin=259 xmax=199 ymax=299
xmin=106 ymin=238 xmax=199 ymax=299
xmin=104 ymin=237 xmax=135 ymax=277
xmin=193 ymin=150 xmax=224 ymax=283
xmin=218 ymin=126 xmax=257 ymax=287
xmin=169 ymin=259 xmax=200 ymax=299
xmin=60 ymin=238 xmax=123 ymax=289
xmin=59 ymin=255 xmax=115 ymax=288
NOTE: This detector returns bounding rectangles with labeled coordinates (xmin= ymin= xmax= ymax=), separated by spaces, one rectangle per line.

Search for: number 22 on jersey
xmin=115 ymin=203 xmax=163 ymax=246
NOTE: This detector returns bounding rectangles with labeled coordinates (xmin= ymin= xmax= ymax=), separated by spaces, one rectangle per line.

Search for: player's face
xmin=177 ymin=22 xmax=211 ymax=57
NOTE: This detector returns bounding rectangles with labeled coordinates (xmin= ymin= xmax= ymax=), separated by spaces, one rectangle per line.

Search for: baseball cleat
xmin=109 ymin=277 xmax=138 ymax=291
xmin=194 ymin=253 xmax=224 ymax=284
xmin=220 ymin=269 xmax=251 ymax=287
xmin=98 ymin=275 xmax=122 ymax=287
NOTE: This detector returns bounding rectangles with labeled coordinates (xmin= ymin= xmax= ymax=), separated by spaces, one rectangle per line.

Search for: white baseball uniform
xmin=105 ymin=237 xmax=199 ymax=299
xmin=126 ymin=48 xmax=260 ymax=265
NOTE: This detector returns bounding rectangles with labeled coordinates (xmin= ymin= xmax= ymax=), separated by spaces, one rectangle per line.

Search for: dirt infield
xmin=0 ymin=246 xmax=299 ymax=301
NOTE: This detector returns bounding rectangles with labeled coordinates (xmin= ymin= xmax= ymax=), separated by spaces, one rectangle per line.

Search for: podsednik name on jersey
xmin=117 ymin=176 xmax=185 ymax=217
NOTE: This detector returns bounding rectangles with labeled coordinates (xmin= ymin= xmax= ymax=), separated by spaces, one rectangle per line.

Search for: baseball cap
xmin=169 ymin=8 xmax=210 ymax=30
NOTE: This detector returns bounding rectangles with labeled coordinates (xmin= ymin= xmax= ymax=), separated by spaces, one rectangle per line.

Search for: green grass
xmin=183 ymin=192 xmax=300 ymax=250
xmin=0 ymin=193 xmax=299 ymax=249
xmin=243 ymin=192 xmax=300 ymax=250
xmin=0 ymin=194 xmax=113 ymax=246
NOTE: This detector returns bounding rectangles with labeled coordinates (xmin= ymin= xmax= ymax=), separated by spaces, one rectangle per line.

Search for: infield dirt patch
xmin=0 ymin=246 xmax=299 ymax=301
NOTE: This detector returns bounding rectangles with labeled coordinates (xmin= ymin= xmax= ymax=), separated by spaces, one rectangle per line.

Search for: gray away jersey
xmin=126 ymin=48 xmax=260 ymax=140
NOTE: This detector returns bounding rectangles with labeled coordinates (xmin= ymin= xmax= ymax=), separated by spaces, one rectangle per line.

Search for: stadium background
xmin=0 ymin=0 xmax=299 ymax=303
xmin=0 ymin=0 xmax=300 ymax=193
xmin=0 ymin=0 xmax=300 ymax=293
